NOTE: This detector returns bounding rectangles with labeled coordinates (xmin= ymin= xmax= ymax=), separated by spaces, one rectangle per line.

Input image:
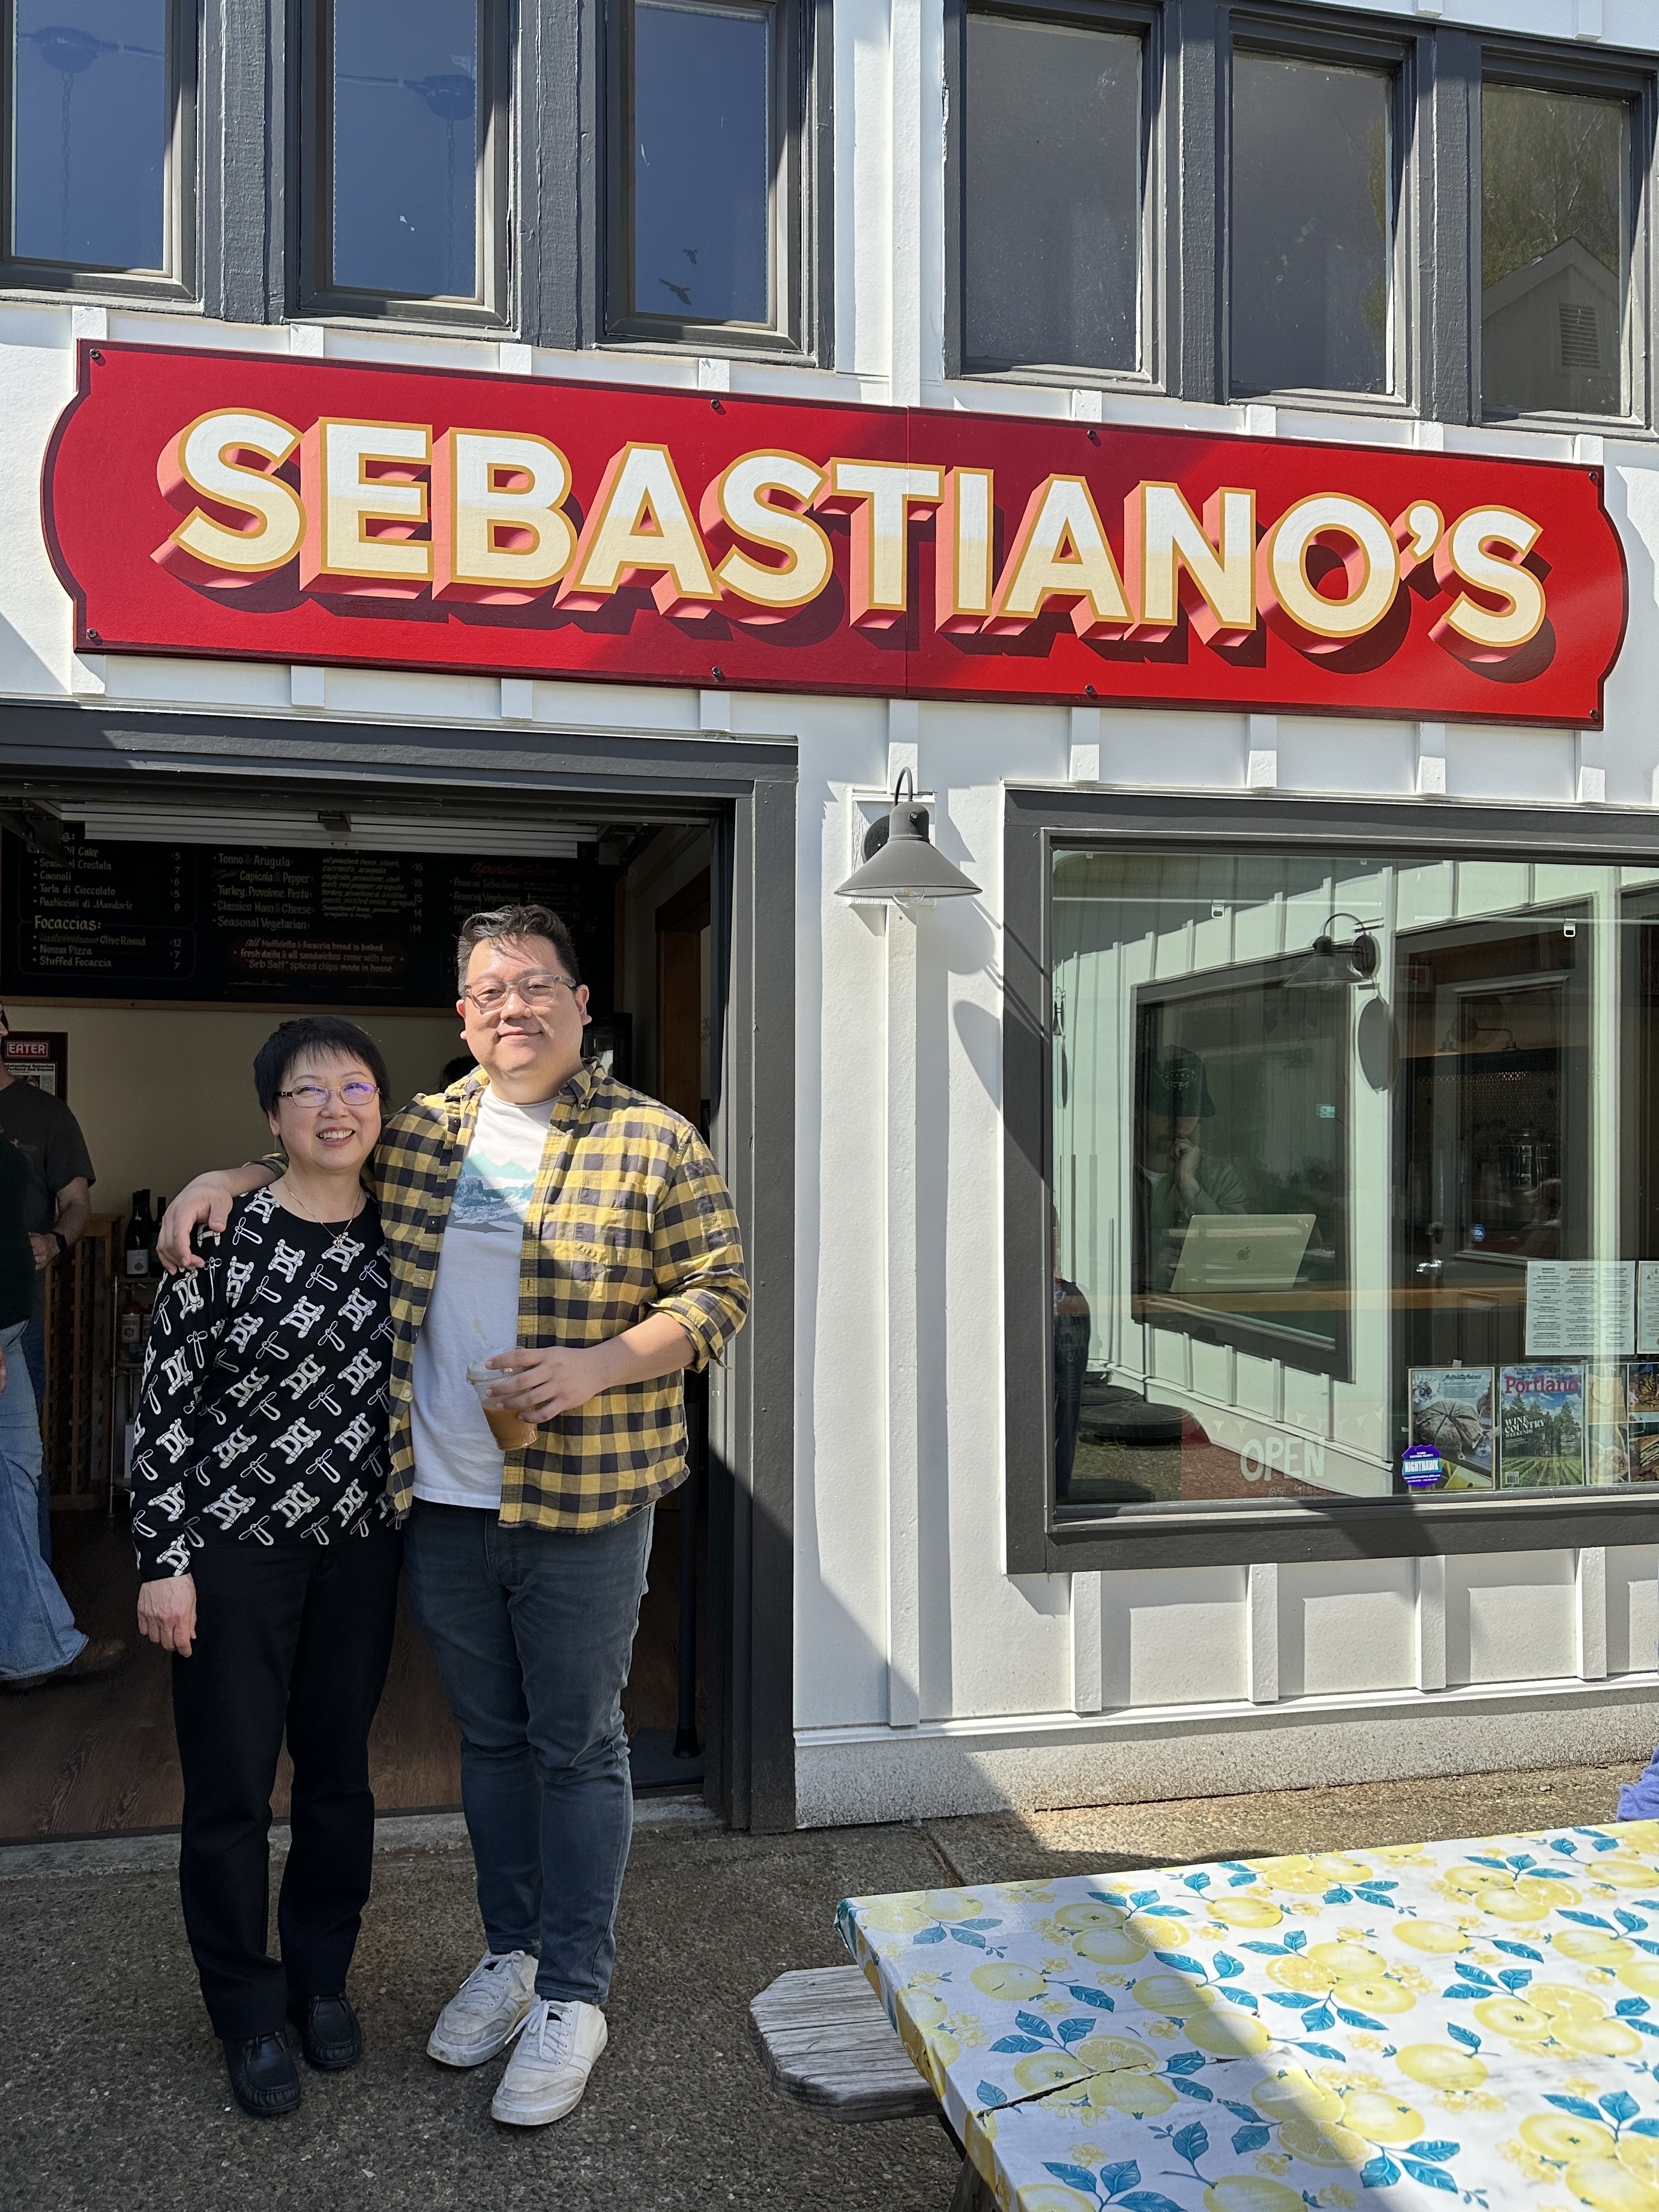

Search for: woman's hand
xmin=158 ymin=1168 xmax=274 ymax=1273
xmin=137 ymin=1573 xmax=198 ymax=1657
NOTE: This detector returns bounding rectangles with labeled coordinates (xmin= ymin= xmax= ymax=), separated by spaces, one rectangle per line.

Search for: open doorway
xmin=0 ymin=792 xmax=720 ymax=1839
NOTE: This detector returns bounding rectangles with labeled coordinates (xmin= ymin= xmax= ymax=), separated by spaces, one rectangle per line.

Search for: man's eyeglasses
xmin=275 ymin=1081 xmax=381 ymax=1109
xmin=463 ymin=973 xmax=579 ymax=1015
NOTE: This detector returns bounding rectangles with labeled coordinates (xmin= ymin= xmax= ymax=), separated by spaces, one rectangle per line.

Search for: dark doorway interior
xmin=0 ymin=801 xmax=720 ymax=1839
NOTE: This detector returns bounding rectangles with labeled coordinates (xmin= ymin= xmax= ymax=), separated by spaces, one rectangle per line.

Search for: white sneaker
xmin=427 ymin=1950 xmax=538 ymax=2067
xmin=490 ymin=1998 xmax=608 ymax=2127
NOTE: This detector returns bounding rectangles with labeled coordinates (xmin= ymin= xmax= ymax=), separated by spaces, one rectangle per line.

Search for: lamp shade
xmin=836 ymin=786 xmax=980 ymax=904
xmin=1286 ymin=916 xmax=1379 ymax=991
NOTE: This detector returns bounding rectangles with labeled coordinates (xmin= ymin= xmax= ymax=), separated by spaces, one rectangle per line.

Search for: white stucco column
xmin=885 ymin=902 xmax=922 ymax=1727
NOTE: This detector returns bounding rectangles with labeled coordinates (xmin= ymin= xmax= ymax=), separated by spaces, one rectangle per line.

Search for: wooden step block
xmin=749 ymin=1964 xmax=936 ymax=2123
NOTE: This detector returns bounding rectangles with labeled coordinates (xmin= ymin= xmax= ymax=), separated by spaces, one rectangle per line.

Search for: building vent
xmin=1559 ymin=302 xmax=1601 ymax=370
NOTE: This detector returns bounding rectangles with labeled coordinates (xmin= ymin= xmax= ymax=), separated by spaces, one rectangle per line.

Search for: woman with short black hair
xmin=131 ymin=1015 xmax=398 ymax=2118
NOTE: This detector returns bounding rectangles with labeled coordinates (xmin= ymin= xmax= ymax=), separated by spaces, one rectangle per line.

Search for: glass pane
xmin=963 ymin=13 xmax=1142 ymax=374
xmin=331 ymin=0 xmax=480 ymax=299
xmin=1230 ymin=52 xmax=1391 ymax=397
xmin=631 ymin=0 xmax=770 ymax=326
xmin=1482 ymin=82 xmax=1628 ymax=418
xmin=1050 ymin=847 xmax=1659 ymax=1519
xmin=12 ymin=0 xmax=168 ymax=271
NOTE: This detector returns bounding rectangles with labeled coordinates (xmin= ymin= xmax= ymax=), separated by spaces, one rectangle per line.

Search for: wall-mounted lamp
xmin=1286 ymin=912 xmax=1380 ymax=991
xmin=836 ymin=771 xmax=981 ymax=906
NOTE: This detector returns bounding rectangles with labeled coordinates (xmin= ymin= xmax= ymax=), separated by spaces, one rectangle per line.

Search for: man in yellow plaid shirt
xmin=159 ymin=903 xmax=748 ymax=2129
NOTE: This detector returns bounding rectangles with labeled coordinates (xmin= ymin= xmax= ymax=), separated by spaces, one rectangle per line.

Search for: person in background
xmin=1134 ymin=1043 xmax=1248 ymax=1294
xmin=0 ymin=1008 xmax=95 ymax=1562
xmin=0 ymin=1124 xmax=124 ymax=1690
xmin=1053 ymin=1211 xmax=1091 ymax=1502
xmin=133 ymin=1017 xmax=399 ymax=2120
xmin=158 ymin=904 xmax=749 ymax=2132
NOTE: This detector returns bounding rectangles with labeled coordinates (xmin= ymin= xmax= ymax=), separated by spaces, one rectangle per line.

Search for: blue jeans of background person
xmin=403 ymin=1500 xmax=654 ymax=2006
xmin=22 ymin=1312 xmax=47 ymax=1563
xmin=0 ymin=1440 xmax=82 ymax=1677
xmin=1 ymin=1320 xmax=46 ymax=1554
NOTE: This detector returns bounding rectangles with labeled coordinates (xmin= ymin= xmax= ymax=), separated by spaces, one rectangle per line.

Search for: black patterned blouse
xmin=130 ymin=1188 xmax=394 ymax=1579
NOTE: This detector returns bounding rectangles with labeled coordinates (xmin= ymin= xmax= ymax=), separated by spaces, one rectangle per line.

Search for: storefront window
xmin=1050 ymin=844 xmax=1659 ymax=1516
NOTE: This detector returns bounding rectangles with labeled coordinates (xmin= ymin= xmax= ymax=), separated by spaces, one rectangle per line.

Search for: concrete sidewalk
xmin=0 ymin=1759 xmax=1636 ymax=2212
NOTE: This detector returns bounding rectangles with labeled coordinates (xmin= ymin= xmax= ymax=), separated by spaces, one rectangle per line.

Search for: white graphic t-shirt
xmin=411 ymin=1086 xmax=556 ymax=1508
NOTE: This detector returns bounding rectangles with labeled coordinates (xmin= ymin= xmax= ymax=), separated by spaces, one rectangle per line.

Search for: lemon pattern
xmin=837 ymin=1821 xmax=1659 ymax=2208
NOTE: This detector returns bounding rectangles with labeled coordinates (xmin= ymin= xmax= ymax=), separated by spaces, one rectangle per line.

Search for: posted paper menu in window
xmin=1524 ymin=1260 xmax=1635 ymax=1357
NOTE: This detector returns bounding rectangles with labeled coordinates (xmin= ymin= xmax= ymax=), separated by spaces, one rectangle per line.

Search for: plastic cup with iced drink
xmin=467 ymin=1357 xmax=539 ymax=1450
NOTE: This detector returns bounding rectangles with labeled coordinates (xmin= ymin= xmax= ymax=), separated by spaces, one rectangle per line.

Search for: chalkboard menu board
xmin=1 ymin=834 xmax=615 ymax=1009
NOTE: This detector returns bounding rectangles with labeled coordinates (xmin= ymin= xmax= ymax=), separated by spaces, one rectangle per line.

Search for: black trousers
xmin=170 ymin=1527 xmax=402 ymax=2040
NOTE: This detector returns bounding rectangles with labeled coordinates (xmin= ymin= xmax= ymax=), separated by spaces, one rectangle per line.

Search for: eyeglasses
xmin=463 ymin=973 xmax=579 ymax=1015
xmin=275 ymin=1081 xmax=381 ymax=1109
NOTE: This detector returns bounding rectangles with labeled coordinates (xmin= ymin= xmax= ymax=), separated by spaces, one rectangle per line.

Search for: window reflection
xmin=631 ymin=0 xmax=771 ymax=326
xmin=1230 ymin=52 xmax=1391 ymax=397
xmin=963 ymin=13 xmax=1142 ymax=375
xmin=12 ymin=0 xmax=167 ymax=271
xmin=1482 ymin=83 xmax=1628 ymax=419
xmin=331 ymin=0 xmax=480 ymax=299
xmin=1050 ymin=850 xmax=1659 ymax=1517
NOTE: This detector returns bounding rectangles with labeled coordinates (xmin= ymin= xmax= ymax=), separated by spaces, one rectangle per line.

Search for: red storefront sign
xmin=43 ymin=342 xmax=1628 ymax=725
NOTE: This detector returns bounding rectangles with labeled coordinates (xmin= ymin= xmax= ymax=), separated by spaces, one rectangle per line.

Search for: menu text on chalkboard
xmin=2 ymin=834 xmax=616 ymax=1009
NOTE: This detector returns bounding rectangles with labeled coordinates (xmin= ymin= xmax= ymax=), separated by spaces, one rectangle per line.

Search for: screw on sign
xmin=41 ymin=343 xmax=1629 ymax=725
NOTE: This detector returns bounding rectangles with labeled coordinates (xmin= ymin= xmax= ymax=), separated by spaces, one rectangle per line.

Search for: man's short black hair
xmin=253 ymin=1017 xmax=390 ymax=1116
xmin=456 ymin=904 xmax=582 ymax=991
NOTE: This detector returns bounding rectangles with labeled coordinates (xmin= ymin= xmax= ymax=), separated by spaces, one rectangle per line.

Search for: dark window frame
xmin=295 ymin=0 xmax=513 ymax=330
xmin=0 ymin=0 xmax=198 ymax=299
xmin=1474 ymin=41 xmax=1658 ymax=436
xmin=944 ymin=0 xmax=1164 ymax=389
xmin=1005 ymin=786 xmax=1659 ymax=1576
xmin=601 ymin=0 xmax=823 ymax=358
xmin=1222 ymin=7 xmax=1422 ymax=413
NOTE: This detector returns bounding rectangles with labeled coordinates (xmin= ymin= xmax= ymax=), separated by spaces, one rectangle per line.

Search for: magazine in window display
xmin=1408 ymin=1367 xmax=1494 ymax=1488
xmin=1497 ymin=1363 xmax=1586 ymax=1488
xmin=1624 ymin=1360 xmax=1659 ymax=1481
xmin=1585 ymin=1361 xmax=1630 ymax=1488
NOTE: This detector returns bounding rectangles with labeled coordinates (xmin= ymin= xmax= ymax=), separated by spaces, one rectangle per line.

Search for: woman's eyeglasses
xmin=463 ymin=973 xmax=578 ymax=1015
xmin=275 ymin=1081 xmax=381 ymax=1109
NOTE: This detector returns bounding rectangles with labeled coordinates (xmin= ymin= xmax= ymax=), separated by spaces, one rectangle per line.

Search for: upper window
xmin=2 ymin=0 xmax=193 ymax=292
xmin=606 ymin=0 xmax=802 ymax=350
xmin=1229 ymin=47 xmax=1396 ymax=400
xmin=957 ymin=4 xmax=1149 ymax=380
xmin=1481 ymin=79 xmax=1633 ymax=422
xmin=303 ymin=0 xmax=508 ymax=322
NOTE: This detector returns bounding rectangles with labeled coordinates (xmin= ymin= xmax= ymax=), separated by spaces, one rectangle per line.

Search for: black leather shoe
xmin=222 ymin=2031 xmax=301 ymax=2116
xmin=287 ymin=1991 xmax=363 ymax=2072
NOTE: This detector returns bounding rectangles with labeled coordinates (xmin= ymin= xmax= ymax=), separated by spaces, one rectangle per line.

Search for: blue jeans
xmin=1 ymin=1320 xmax=46 ymax=1552
xmin=0 ymin=1321 xmax=82 ymax=1679
xmin=22 ymin=1313 xmax=47 ymax=1562
xmin=403 ymin=1500 xmax=654 ymax=2005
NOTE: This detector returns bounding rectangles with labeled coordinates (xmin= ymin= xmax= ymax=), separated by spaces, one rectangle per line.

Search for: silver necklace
xmin=274 ymin=1176 xmax=365 ymax=1232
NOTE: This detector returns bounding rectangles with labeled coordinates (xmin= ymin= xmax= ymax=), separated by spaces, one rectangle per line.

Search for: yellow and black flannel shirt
xmin=363 ymin=1061 xmax=748 ymax=1533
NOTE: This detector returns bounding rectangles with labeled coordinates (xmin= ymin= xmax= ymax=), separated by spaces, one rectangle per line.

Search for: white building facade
xmin=2 ymin=0 xmax=1658 ymax=1830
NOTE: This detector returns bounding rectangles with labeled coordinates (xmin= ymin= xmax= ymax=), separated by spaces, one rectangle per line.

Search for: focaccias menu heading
xmin=43 ymin=343 xmax=1628 ymax=725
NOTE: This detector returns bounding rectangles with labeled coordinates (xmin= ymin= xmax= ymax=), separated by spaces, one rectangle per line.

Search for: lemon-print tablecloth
xmin=836 ymin=1820 xmax=1659 ymax=2211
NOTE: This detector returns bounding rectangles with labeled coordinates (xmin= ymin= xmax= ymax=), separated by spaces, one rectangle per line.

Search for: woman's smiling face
xmin=266 ymin=1050 xmax=383 ymax=1175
